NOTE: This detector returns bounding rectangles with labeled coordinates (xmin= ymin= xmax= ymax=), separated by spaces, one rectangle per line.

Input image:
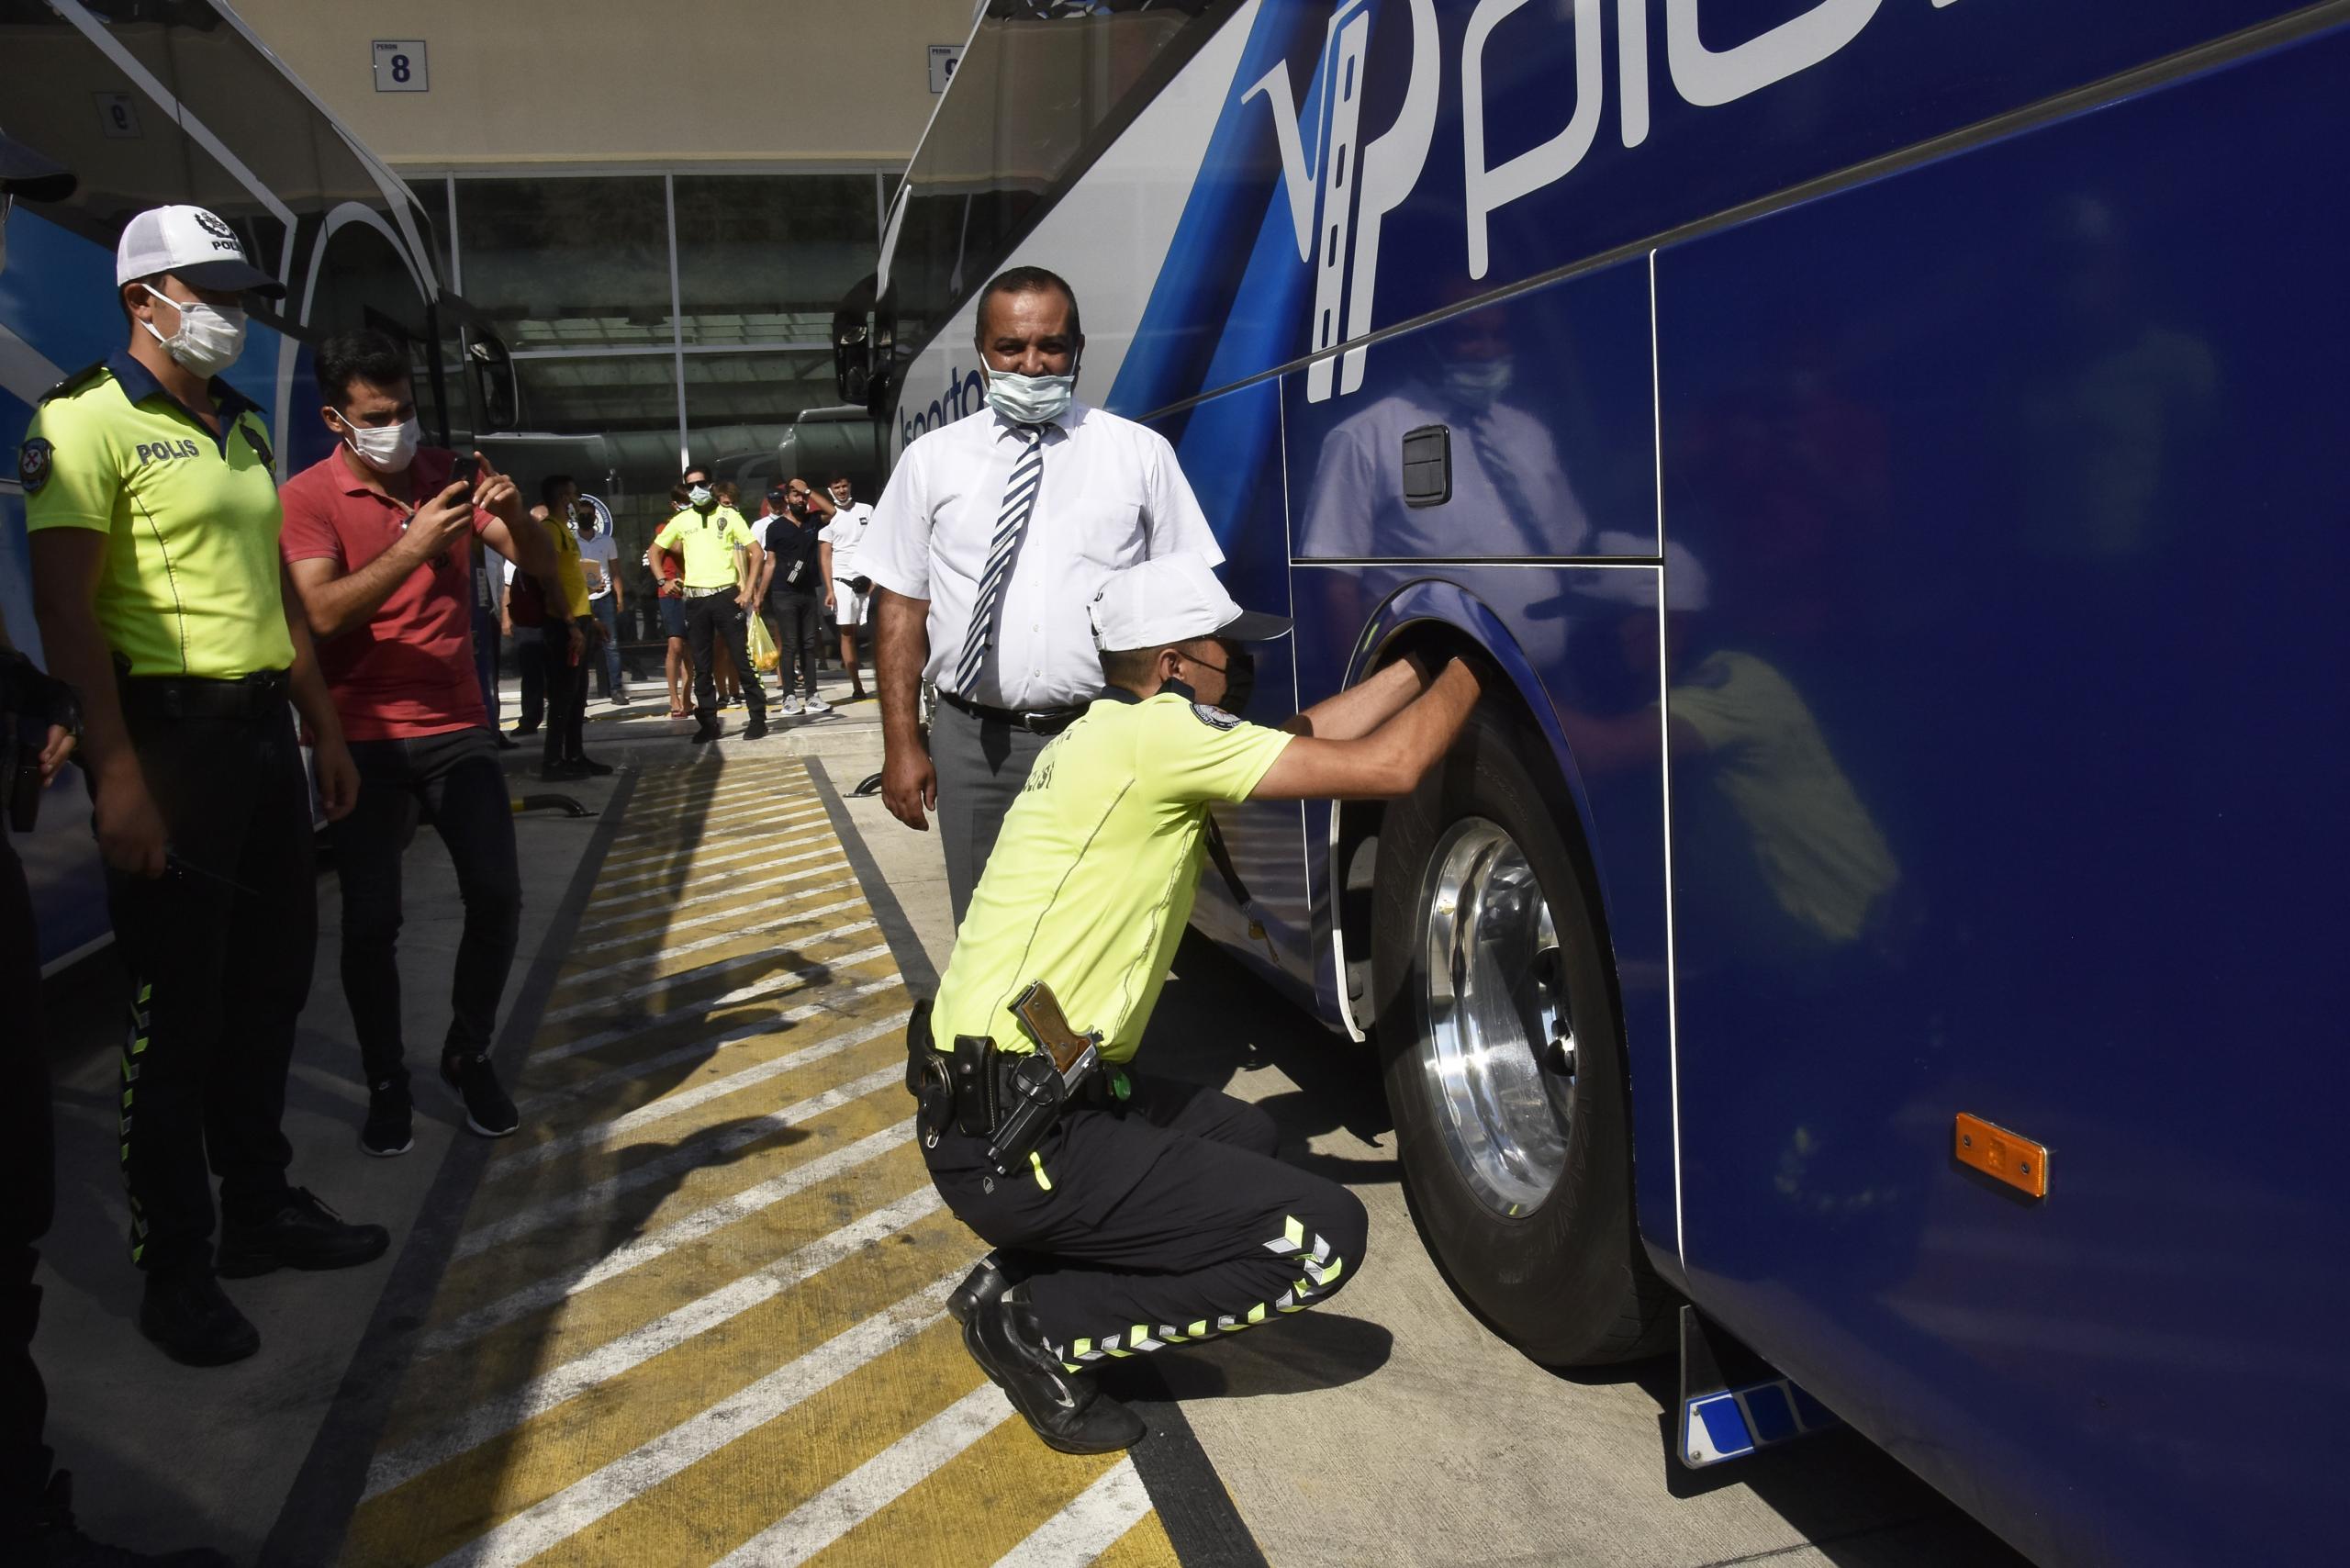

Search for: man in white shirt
xmin=862 ymin=265 xmax=1223 ymax=925
xmin=574 ymin=494 xmax=627 ymax=704
xmin=820 ymin=475 xmax=876 ymax=702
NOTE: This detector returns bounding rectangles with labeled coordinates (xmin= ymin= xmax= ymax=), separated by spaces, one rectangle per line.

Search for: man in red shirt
xmin=280 ymin=330 xmax=558 ymax=1156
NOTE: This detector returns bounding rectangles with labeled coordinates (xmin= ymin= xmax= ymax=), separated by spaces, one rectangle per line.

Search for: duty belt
xmin=117 ymin=667 xmax=289 ymax=722
xmin=938 ymin=689 xmax=1084 ymax=735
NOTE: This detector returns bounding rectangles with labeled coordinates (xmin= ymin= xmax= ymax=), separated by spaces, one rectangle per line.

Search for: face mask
xmin=1439 ymin=355 xmax=1514 ymax=412
xmin=985 ymin=366 xmax=1076 ymax=427
xmin=688 ymin=485 xmax=714 ymax=510
xmin=338 ymin=414 xmax=419 ymax=474
xmin=1215 ymin=644 xmax=1257 ymax=717
xmin=140 ymin=288 xmax=246 ymax=377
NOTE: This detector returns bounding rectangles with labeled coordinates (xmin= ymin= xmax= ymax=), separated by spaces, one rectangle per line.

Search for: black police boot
xmin=22 ymin=1471 xmax=234 ymax=1567
xmin=565 ymin=754 xmax=614 ymax=776
xmin=691 ymin=710 xmax=722 ymax=745
xmin=946 ymin=1252 xmax=1017 ymax=1326
xmin=360 ymin=1078 xmax=413 ymax=1158
xmin=137 ymin=1267 xmax=258 ymax=1367
xmin=442 ymin=1048 xmax=520 ymax=1137
xmin=743 ymin=715 xmax=768 ymax=741
xmin=218 ymin=1189 xmax=390 ymax=1277
xmin=963 ymin=1294 xmax=1147 ymax=1455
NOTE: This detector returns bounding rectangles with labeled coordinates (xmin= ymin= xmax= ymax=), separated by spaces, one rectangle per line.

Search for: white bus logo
xmin=1243 ymin=0 xmax=1902 ymax=404
xmin=1243 ymin=0 xmax=1438 ymax=404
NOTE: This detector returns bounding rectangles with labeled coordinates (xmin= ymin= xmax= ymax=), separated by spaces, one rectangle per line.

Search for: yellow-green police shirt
xmin=652 ymin=505 xmax=755 ymax=588
xmin=933 ymin=687 xmax=1292 ymax=1064
xmin=19 ymin=353 xmax=293 ymax=678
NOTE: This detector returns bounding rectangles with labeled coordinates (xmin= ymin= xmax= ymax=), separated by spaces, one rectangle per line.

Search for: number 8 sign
xmin=372 ymin=40 xmax=429 ymax=94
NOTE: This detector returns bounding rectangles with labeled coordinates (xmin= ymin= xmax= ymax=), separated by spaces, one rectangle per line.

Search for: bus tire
xmin=1372 ymin=704 xmax=1671 ymax=1366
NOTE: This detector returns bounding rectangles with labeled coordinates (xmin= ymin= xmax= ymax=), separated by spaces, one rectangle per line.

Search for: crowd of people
xmin=3 ymin=174 xmax=1478 ymax=1560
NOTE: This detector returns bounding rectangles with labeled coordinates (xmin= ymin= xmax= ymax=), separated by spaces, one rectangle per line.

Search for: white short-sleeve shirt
xmin=860 ymin=402 xmax=1223 ymax=711
xmin=821 ymin=500 xmax=874 ymax=581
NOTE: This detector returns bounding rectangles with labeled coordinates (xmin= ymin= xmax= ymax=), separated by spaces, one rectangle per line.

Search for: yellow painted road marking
xmin=339 ymin=757 xmax=1181 ymax=1567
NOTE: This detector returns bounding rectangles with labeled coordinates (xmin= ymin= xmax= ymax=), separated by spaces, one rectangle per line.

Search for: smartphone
xmin=449 ymin=454 xmax=480 ymax=487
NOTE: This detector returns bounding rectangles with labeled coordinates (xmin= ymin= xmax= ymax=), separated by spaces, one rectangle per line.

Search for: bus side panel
xmin=1657 ymin=27 xmax=2349 ymax=1568
xmin=1146 ymin=377 xmax=1320 ymax=1005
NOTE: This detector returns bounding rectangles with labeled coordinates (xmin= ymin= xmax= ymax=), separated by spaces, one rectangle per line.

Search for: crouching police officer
xmin=23 ymin=206 xmax=386 ymax=1369
xmin=911 ymin=552 xmax=1485 ymax=1452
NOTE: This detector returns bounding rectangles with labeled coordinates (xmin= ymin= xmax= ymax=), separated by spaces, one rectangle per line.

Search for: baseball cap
xmin=766 ymin=487 xmax=790 ymax=509
xmin=0 ymin=129 xmax=75 ymax=202
xmin=115 ymin=204 xmax=284 ymax=297
xmin=1090 ymin=553 xmax=1290 ymax=652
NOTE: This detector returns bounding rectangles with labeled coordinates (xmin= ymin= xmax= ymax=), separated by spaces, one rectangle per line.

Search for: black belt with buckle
xmin=937 ymin=689 xmax=1084 ymax=736
xmin=118 ymin=667 xmax=290 ymax=722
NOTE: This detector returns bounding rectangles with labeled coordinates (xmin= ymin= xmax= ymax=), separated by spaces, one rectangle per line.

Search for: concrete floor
xmin=29 ymin=665 xmax=2030 ymax=1566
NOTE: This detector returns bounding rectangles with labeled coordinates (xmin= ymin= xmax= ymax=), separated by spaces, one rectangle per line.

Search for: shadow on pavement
xmin=1113 ymin=1310 xmax=1394 ymax=1403
xmin=1147 ymin=931 xmax=1399 ymax=1187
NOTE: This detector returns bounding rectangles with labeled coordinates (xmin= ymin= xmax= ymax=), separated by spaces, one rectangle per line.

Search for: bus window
xmin=886 ymin=0 xmax=1225 ymax=364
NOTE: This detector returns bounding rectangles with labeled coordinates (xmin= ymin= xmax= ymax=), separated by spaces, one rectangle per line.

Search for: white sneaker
xmin=780 ymin=695 xmax=805 ymax=716
xmin=803 ymin=694 xmax=831 ymax=714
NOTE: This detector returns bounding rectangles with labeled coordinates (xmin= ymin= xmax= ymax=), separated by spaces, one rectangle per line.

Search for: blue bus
xmin=2 ymin=0 xmax=513 ymax=972
xmin=845 ymin=3 xmax=2350 ymax=1563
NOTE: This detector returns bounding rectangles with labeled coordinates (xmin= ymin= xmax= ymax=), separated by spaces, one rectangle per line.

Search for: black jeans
xmin=685 ymin=594 xmax=766 ymax=722
xmin=513 ymin=633 xmax=544 ymax=731
xmin=0 ymin=834 xmax=54 ymax=1539
xmin=766 ymin=591 xmax=822 ymax=699
xmin=106 ymin=700 xmax=313 ymax=1272
xmin=539 ymin=620 xmax=589 ymax=765
xmin=330 ymin=727 xmax=521 ymax=1092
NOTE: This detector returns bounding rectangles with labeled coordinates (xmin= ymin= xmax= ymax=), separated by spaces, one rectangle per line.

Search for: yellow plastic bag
xmin=747 ymin=609 xmax=779 ymax=673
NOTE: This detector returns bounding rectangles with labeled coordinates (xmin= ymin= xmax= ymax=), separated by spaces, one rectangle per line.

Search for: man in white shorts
xmin=820 ymin=475 xmax=875 ymax=702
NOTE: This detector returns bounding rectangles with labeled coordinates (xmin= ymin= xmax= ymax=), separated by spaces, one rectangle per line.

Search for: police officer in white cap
xmin=907 ymin=551 xmax=1487 ymax=1453
xmin=22 ymin=205 xmax=386 ymax=1372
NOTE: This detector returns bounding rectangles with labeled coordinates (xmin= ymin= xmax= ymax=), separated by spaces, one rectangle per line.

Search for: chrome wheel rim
xmin=1419 ymin=817 xmax=1574 ymax=1217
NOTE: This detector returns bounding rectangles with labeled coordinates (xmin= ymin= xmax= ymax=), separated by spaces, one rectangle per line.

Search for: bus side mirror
xmin=464 ymin=330 xmax=518 ymax=433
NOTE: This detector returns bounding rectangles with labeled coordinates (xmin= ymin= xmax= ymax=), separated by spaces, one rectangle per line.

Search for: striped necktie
xmin=952 ymin=423 xmax=1046 ymax=697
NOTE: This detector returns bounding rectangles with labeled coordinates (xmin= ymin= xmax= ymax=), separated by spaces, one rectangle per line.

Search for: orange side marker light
xmin=1953 ymin=1113 xmax=2049 ymax=1199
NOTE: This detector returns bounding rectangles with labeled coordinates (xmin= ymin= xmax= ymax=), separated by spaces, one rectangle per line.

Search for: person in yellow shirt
xmin=912 ymin=553 xmax=1484 ymax=1454
xmin=527 ymin=475 xmax=606 ymax=779
xmin=21 ymin=204 xmax=386 ymax=1370
xmin=651 ymin=478 xmax=767 ymax=742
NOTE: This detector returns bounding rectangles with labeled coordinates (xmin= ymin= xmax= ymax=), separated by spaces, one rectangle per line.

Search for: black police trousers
xmin=922 ymin=1071 xmax=1369 ymax=1368
xmin=685 ymin=593 xmax=765 ymax=724
xmin=106 ymin=700 xmax=312 ymax=1272
xmin=1 ymin=834 xmax=56 ymax=1539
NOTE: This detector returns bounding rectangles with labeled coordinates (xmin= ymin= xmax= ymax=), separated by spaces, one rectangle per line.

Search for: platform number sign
xmin=95 ymin=92 xmax=141 ymax=139
xmin=372 ymin=40 xmax=429 ymax=94
xmin=928 ymin=44 xmax=964 ymax=95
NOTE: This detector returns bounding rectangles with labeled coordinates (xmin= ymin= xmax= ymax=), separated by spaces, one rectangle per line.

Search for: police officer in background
xmin=916 ymin=554 xmax=1484 ymax=1453
xmin=864 ymin=265 xmax=1222 ymax=925
xmin=3 ymin=140 xmax=232 ymax=1567
xmin=23 ymin=205 xmax=389 ymax=1371
xmin=650 ymin=475 xmax=767 ymax=743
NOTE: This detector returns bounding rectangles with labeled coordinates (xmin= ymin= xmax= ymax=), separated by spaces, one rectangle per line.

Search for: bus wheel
xmin=1372 ymin=706 xmax=1669 ymax=1366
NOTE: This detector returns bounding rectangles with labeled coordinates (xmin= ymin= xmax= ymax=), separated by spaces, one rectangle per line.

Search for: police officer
xmin=916 ymin=554 xmax=1484 ymax=1452
xmin=22 ymin=205 xmax=388 ymax=1370
xmin=531 ymin=475 xmax=606 ymax=779
xmin=650 ymin=476 xmax=767 ymax=743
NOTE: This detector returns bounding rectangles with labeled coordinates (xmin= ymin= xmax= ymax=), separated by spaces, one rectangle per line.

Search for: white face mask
xmin=1439 ymin=356 xmax=1514 ymax=412
xmin=140 ymin=288 xmax=247 ymax=377
xmin=985 ymin=366 xmax=1076 ymax=427
xmin=339 ymin=414 xmax=420 ymax=474
xmin=688 ymin=485 xmax=714 ymax=510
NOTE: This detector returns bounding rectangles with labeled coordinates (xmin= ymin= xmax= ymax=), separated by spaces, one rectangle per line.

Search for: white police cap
xmin=1089 ymin=553 xmax=1290 ymax=652
xmin=116 ymin=204 xmax=284 ymax=297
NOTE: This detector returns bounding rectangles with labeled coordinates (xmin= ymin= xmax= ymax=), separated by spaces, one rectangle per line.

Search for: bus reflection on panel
xmin=842 ymin=4 xmax=2350 ymax=1565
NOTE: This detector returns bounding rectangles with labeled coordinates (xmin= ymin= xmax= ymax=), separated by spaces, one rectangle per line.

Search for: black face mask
xmin=1218 ymin=644 xmax=1257 ymax=717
